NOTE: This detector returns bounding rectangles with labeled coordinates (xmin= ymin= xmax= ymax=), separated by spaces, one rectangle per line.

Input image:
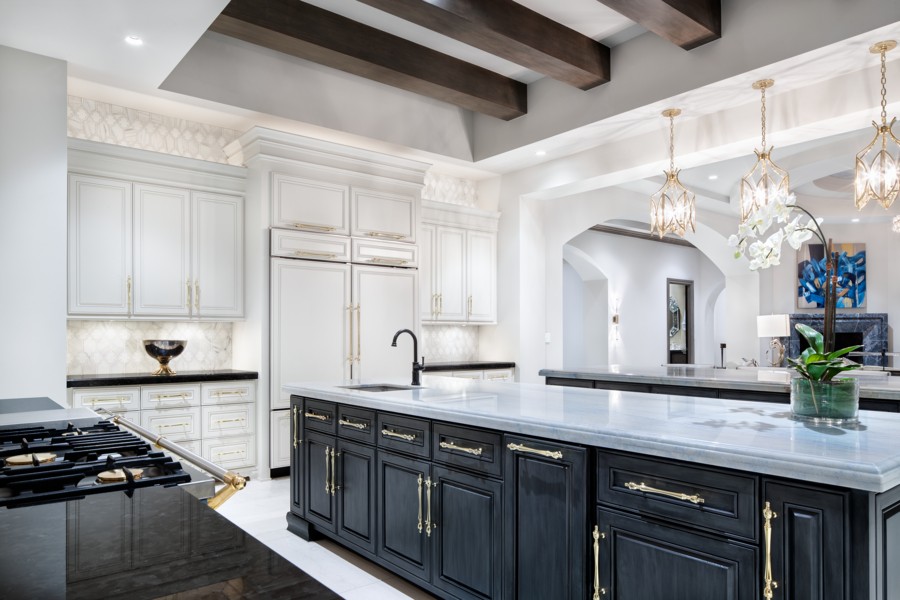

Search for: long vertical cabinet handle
xmin=126 ymin=276 xmax=132 ymax=315
xmin=346 ymin=305 xmax=354 ymax=366
xmin=355 ymin=304 xmax=361 ymax=363
xmin=593 ymin=525 xmax=606 ymax=598
xmin=431 ymin=293 xmax=437 ymax=319
xmin=194 ymin=280 xmax=200 ymax=313
xmin=467 ymin=295 xmax=472 ymax=318
xmin=186 ymin=279 xmax=192 ymax=311
xmin=438 ymin=294 xmax=443 ymax=316
xmin=330 ymin=448 xmax=338 ymax=496
xmin=292 ymin=406 xmax=300 ymax=449
xmin=763 ymin=501 xmax=778 ymax=599
xmin=417 ymin=474 xmax=424 ymax=534
xmin=425 ymin=477 xmax=436 ymax=537
xmin=324 ymin=446 xmax=331 ymax=495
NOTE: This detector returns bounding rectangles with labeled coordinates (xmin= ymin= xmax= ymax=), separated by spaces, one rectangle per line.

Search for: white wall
xmin=0 ymin=46 xmax=67 ymax=402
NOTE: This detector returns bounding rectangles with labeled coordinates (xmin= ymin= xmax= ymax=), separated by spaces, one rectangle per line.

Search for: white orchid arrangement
xmin=727 ymin=193 xmax=825 ymax=270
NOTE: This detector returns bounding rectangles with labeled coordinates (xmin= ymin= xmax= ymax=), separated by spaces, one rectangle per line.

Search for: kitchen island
xmin=285 ymin=376 xmax=900 ymax=599
xmin=540 ymin=365 xmax=900 ymax=410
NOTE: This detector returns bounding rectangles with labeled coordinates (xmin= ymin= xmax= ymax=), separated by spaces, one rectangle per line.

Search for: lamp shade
xmin=757 ymin=314 xmax=790 ymax=338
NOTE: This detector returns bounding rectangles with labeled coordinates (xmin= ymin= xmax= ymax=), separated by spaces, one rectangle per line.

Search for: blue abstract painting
xmin=797 ymin=242 xmax=866 ymax=308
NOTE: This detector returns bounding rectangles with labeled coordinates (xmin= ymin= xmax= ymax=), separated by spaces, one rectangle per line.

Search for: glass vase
xmin=789 ymin=377 xmax=860 ymax=424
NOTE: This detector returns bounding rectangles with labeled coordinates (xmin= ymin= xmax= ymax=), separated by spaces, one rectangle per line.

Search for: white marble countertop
xmin=284 ymin=375 xmax=900 ymax=493
xmin=539 ymin=365 xmax=900 ymax=400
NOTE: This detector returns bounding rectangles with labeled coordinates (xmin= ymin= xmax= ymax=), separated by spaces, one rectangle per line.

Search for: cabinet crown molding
xmin=421 ymin=200 xmax=500 ymax=232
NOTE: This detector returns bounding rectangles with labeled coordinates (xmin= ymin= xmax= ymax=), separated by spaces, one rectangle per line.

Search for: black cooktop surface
xmin=0 ymin=485 xmax=338 ymax=599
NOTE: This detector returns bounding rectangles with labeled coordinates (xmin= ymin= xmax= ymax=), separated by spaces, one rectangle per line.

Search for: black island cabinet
xmin=286 ymin=394 xmax=898 ymax=600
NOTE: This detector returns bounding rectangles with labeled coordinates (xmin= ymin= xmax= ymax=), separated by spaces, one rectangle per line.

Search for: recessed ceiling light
xmin=708 ymin=174 xmax=718 ymax=180
xmin=125 ymin=35 xmax=144 ymax=46
xmin=535 ymin=150 xmax=546 ymax=157
xmin=851 ymin=218 xmax=860 ymax=223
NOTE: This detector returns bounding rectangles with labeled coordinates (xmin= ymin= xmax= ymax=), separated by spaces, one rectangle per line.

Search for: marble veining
xmin=789 ymin=313 xmax=888 ymax=366
xmin=285 ymin=376 xmax=900 ymax=493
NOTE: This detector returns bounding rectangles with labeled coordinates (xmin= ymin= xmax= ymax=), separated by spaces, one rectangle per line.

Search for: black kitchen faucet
xmin=391 ymin=329 xmax=424 ymax=386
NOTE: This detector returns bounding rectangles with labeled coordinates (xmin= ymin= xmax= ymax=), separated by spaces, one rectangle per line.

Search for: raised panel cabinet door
xmin=432 ymin=465 xmax=502 ymax=600
xmin=503 ymin=435 xmax=587 ymax=600
xmin=270 ymin=258 xmax=351 ymax=409
xmin=336 ymin=439 xmax=377 ymax=555
xmin=351 ymin=264 xmax=418 ymax=381
xmin=595 ymin=508 xmax=757 ymax=600
xmin=436 ymin=227 xmax=467 ymax=321
xmin=377 ymin=451 xmax=431 ymax=583
xmin=192 ymin=191 xmax=243 ymax=318
xmin=420 ymin=223 xmax=437 ymax=321
xmin=304 ymin=430 xmax=337 ymax=533
xmin=133 ymin=183 xmax=191 ymax=316
xmin=67 ymin=174 xmax=132 ymax=315
xmin=289 ymin=400 xmax=304 ymax=516
xmin=352 ymin=188 xmax=416 ymax=243
xmin=272 ymin=173 xmax=350 ymax=235
xmin=466 ymin=230 xmax=496 ymax=323
xmin=763 ymin=481 xmax=850 ymax=600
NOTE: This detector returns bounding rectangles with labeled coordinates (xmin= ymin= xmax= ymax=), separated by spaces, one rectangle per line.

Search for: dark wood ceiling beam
xmin=595 ymin=0 xmax=720 ymax=50
xmin=210 ymin=0 xmax=526 ymax=120
xmin=355 ymin=0 xmax=610 ymax=90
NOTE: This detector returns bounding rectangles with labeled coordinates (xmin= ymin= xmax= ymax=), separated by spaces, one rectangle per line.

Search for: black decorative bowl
xmin=143 ymin=340 xmax=187 ymax=375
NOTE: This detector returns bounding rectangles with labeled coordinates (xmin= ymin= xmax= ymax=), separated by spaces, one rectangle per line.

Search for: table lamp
xmin=757 ymin=314 xmax=790 ymax=367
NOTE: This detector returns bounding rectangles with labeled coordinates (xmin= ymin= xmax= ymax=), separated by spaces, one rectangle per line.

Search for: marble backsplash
xmin=421 ymin=324 xmax=479 ymax=363
xmin=67 ymin=321 xmax=233 ymax=375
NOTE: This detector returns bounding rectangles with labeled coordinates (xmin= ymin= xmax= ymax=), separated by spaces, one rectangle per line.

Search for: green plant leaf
xmin=795 ymin=323 xmax=824 ymax=354
xmin=826 ymin=345 xmax=862 ymax=360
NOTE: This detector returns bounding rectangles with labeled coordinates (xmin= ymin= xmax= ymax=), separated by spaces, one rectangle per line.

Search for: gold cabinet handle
xmin=213 ymin=417 xmax=245 ymax=425
xmin=292 ymin=406 xmax=300 ymax=449
xmin=211 ymin=389 xmax=245 ymax=398
xmin=330 ymin=447 xmax=338 ymax=496
xmin=126 ymin=276 xmax=132 ymax=315
xmin=439 ymin=440 xmax=483 ymax=457
xmin=364 ymin=230 xmax=405 ymax=240
xmin=154 ymin=393 xmax=189 ymax=400
xmin=506 ymin=442 xmax=562 ymax=460
xmin=355 ymin=304 xmax=361 ymax=363
xmin=292 ymin=250 xmax=337 ymax=259
xmin=425 ymin=477 xmax=435 ymax=537
xmin=339 ymin=418 xmax=368 ymax=430
xmin=324 ymin=445 xmax=331 ymax=495
xmin=290 ymin=222 xmax=336 ymax=232
xmin=346 ymin=304 xmax=354 ymax=365
xmin=467 ymin=295 xmax=472 ymax=317
xmin=186 ymin=279 xmax=192 ymax=310
xmin=84 ymin=396 xmax=128 ymax=406
xmin=156 ymin=422 xmax=190 ymax=430
xmin=486 ymin=373 xmax=509 ymax=380
xmin=194 ymin=280 xmax=200 ymax=313
xmin=417 ymin=474 xmax=424 ymax=534
xmin=763 ymin=501 xmax=778 ymax=599
xmin=304 ymin=411 xmax=329 ymax=421
xmin=624 ymin=481 xmax=705 ymax=505
xmin=593 ymin=525 xmax=607 ymax=598
xmin=214 ymin=449 xmax=245 ymax=459
xmin=367 ymin=257 xmax=409 ymax=266
xmin=438 ymin=293 xmax=443 ymax=315
xmin=431 ymin=293 xmax=437 ymax=319
xmin=382 ymin=428 xmax=416 ymax=442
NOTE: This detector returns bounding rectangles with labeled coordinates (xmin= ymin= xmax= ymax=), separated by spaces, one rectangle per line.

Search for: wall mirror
xmin=666 ymin=279 xmax=693 ymax=364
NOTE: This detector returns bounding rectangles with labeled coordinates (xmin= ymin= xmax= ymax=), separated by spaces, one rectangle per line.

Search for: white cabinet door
xmin=351 ymin=188 xmax=417 ymax=243
xmin=419 ymin=223 xmax=436 ymax=321
xmin=270 ymin=258 xmax=351 ymax=409
xmin=436 ymin=227 xmax=466 ymax=321
xmin=272 ymin=173 xmax=350 ymax=235
xmin=270 ymin=409 xmax=292 ymax=469
xmin=193 ymin=191 xmax=244 ymax=318
xmin=133 ymin=183 xmax=191 ymax=317
xmin=466 ymin=230 xmax=497 ymax=323
xmin=67 ymin=174 xmax=132 ymax=315
xmin=352 ymin=264 xmax=418 ymax=381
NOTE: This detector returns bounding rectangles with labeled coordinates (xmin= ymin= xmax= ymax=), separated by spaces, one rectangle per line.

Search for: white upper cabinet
xmin=420 ymin=201 xmax=500 ymax=325
xmin=351 ymin=188 xmax=417 ymax=243
xmin=271 ymin=173 xmax=349 ymax=235
xmin=193 ymin=192 xmax=244 ymax=318
xmin=67 ymin=174 xmax=133 ymax=315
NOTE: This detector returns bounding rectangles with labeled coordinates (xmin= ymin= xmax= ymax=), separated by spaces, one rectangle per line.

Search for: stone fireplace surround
xmin=788 ymin=313 xmax=888 ymax=366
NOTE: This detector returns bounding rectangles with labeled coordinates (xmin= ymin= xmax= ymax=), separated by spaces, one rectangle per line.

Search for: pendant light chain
xmin=669 ymin=112 xmax=675 ymax=173
xmin=760 ymin=84 xmax=767 ymax=150
xmin=881 ymin=46 xmax=888 ymax=126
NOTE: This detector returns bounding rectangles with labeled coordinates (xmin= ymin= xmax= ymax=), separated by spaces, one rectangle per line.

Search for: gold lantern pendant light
xmin=650 ymin=108 xmax=696 ymax=238
xmin=855 ymin=40 xmax=899 ymax=210
xmin=740 ymin=79 xmax=790 ymax=223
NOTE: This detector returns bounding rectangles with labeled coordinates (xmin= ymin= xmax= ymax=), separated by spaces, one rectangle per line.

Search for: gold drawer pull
xmin=154 ymin=393 xmax=189 ymax=400
xmin=417 ymin=474 xmax=424 ymax=534
xmin=486 ymin=374 xmax=509 ymax=380
xmin=763 ymin=501 xmax=778 ymax=599
xmin=364 ymin=231 xmax=405 ymax=240
xmin=304 ymin=411 xmax=329 ymax=421
xmin=292 ymin=406 xmax=300 ymax=449
xmin=214 ymin=417 xmax=245 ymax=425
xmin=292 ymin=250 xmax=338 ymax=259
xmin=440 ymin=440 xmax=483 ymax=457
xmin=367 ymin=257 xmax=409 ymax=265
xmin=425 ymin=477 xmax=435 ymax=537
xmin=593 ymin=525 xmax=607 ymax=598
xmin=382 ymin=428 xmax=416 ymax=442
xmin=290 ymin=222 xmax=336 ymax=232
xmin=214 ymin=450 xmax=245 ymax=458
xmin=624 ymin=481 xmax=705 ymax=505
xmin=339 ymin=418 xmax=368 ymax=430
xmin=211 ymin=389 xmax=245 ymax=398
xmin=85 ymin=396 xmax=128 ymax=405
xmin=506 ymin=442 xmax=562 ymax=460
xmin=157 ymin=422 xmax=190 ymax=430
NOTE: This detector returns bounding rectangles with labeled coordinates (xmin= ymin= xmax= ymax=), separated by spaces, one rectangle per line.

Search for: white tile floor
xmin=217 ymin=477 xmax=437 ymax=599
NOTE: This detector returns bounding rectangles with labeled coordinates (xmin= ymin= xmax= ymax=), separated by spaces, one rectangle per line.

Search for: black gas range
xmin=0 ymin=407 xmax=204 ymax=508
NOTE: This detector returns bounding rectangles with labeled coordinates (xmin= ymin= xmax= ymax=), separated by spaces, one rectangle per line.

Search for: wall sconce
xmin=611 ymin=299 xmax=620 ymax=341
xmin=757 ymin=314 xmax=790 ymax=367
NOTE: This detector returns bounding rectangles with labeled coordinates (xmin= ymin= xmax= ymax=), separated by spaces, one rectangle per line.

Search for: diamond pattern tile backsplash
xmin=67 ymin=321 xmax=233 ymax=375
xmin=421 ymin=325 xmax=479 ymax=362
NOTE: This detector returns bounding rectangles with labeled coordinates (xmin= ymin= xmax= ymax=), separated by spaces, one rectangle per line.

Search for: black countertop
xmin=67 ymin=369 xmax=259 ymax=388
xmin=421 ymin=360 xmax=515 ymax=372
xmin=0 ymin=485 xmax=338 ymax=600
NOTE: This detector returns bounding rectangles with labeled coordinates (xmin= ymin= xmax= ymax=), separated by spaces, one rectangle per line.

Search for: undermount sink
xmin=339 ymin=384 xmax=423 ymax=392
